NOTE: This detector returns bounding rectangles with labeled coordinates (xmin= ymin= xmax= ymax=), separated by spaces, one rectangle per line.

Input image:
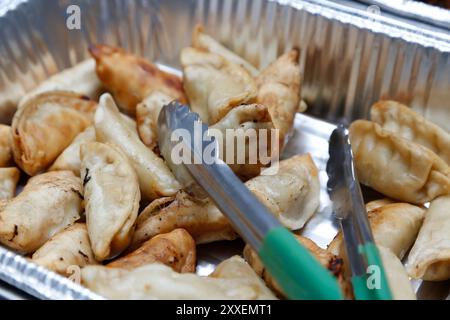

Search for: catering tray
xmin=0 ymin=0 xmax=449 ymax=299
xmin=357 ymin=0 xmax=450 ymax=30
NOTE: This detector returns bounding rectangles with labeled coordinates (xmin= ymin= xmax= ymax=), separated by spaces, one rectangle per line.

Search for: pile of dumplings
xmin=0 ymin=24 xmax=447 ymax=300
xmin=349 ymin=101 xmax=450 ymax=286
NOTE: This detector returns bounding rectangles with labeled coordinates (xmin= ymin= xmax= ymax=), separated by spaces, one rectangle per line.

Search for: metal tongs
xmin=326 ymin=124 xmax=393 ymax=300
xmin=158 ymin=101 xmax=343 ymax=300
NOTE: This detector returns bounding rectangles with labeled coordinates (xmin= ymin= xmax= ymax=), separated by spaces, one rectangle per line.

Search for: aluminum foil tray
xmin=357 ymin=0 xmax=450 ymax=30
xmin=0 ymin=0 xmax=449 ymax=300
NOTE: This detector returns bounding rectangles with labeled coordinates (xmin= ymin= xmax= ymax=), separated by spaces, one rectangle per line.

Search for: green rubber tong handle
xmin=259 ymin=227 xmax=344 ymax=300
xmin=351 ymin=243 xmax=392 ymax=300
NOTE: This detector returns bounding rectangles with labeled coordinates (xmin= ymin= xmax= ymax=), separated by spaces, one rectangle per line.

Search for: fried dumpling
xmin=371 ymin=101 xmax=450 ymax=165
xmin=95 ymin=93 xmax=181 ymax=200
xmin=0 ymin=171 xmax=83 ymax=253
xmin=50 ymin=115 xmax=136 ymax=176
xmin=210 ymin=255 xmax=276 ymax=299
xmin=349 ymin=120 xmax=450 ymax=204
xmin=245 ymin=154 xmax=319 ymax=230
xmin=181 ymin=47 xmax=257 ymax=124
xmin=244 ymin=235 xmax=350 ymax=298
xmin=108 ymin=228 xmax=195 ymax=273
xmin=256 ymin=49 xmax=301 ymax=147
xmin=135 ymin=91 xmax=173 ymax=150
xmin=31 ymin=223 xmax=97 ymax=276
xmin=132 ymin=191 xmax=237 ymax=248
xmin=80 ymin=142 xmax=140 ymax=261
xmin=0 ymin=125 xmax=13 ymax=167
xmin=192 ymin=25 xmax=259 ymax=76
xmin=49 ymin=126 xmax=96 ymax=176
xmin=89 ymin=44 xmax=185 ymax=115
xmin=364 ymin=198 xmax=395 ymax=212
xmin=18 ymin=59 xmax=103 ymax=108
xmin=378 ymin=245 xmax=416 ymax=300
xmin=0 ymin=167 xmax=20 ymax=200
xmin=210 ymin=103 xmax=275 ymax=179
xmin=407 ymin=195 xmax=450 ymax=281
xmin=11 ymin=91 xmax=97 ymax=176
xmin=133 ymin=154 xmax=319 ymax=246
xmin=328 ymin=202 xmax=425 ymax=260
xmin=81 ymin=262 xmax=276 ymax=300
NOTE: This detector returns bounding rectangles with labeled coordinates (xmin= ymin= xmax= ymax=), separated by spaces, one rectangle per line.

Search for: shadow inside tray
xmin=416 ymin=280 xmax=450 ymax=300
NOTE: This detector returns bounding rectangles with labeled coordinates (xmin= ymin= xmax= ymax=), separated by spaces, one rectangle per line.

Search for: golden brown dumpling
xmin=80 ymin=142 xmax=140 ymax=261
xmin=407 ymin=195 xmax=450 ymax=281
xmin=95 ymin=93 xmax=181 ymax=200
xmin=135 ymin=91 xmax=173 ymax=150
xmin=245 ymin=154 xmax=319 ymax=230
xmin=0 ymin=171 xmax=83 ymax=253
xmin=378 ymin=245 xmax=416 ymax=300
xmin=89 ymin=44 xmax=185 ymax=115
xmin=31 ymin=223 xmax=97 ymax=276
xmin=0 ymin=167 xmax=20 ymax=200
xmin=192 ymin=24 xmax=259 ymax=76
xmin=131 ymin=191 xmax=237 ymax=248
xmin=210 ymin=103 xmax=275 ymax=179
xmin=18 ymin=59 xmax=103 ymax=108
xmin=209 ymin=255 xmax=277 ymax=299
xmin=371 ymin=101 xmax=450 ymax=165
xmin=181 ymin=47 xmax=257 ymax=124
xmin=133 ymin=154 xmax=319 ymax=246
xmin=328 ymin=202 xmax=425 ymax=260
xmin=49 ymin=126 xmax=96 ymax=176
xmin=256 ymin=49 xmax=301 ymax=147
xmin=108 ymin=228 xmax=195 ymax=273
xmin=364 ymin=198 xmax=395 ymax=212
xmin=11 ymin=91 xmax=97 ymax=176
xmin=81 ymin=262 xmax=276 ymax=300
xmin=0 ymin=125 xmax=13 ymax=167
xmin=349 ymin=120 xmax=450 ymax=204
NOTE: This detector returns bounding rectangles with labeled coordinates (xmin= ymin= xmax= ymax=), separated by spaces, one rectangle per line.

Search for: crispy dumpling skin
xmin=256 ymin=49 xmax=301 ymax=147
xmin=50 ymin=115 xmax=135 ymax=176
xmin=133 ymin=154 xmax=319 ymax=246
xmin=328 ymin=202 xmax=425 ymax=260
xmin=245 ymin=154 xmax=319 ymax=230
xmin=244 ymin=235 xmax=350 ymax=299
xmin=31 ymin=223 xmax=97 ymax=276
xmin=108 ymin=228 xmax=195 ymax=273
xmin=80 ymin=142 xmax=140 ymax=261
xmin=95 ymin=93 xmax=181 ymax=200
xmin=210 ymin=255 xmax=276 ymax=298
xmin=0 ymin=125 xmax=13 ymax=167
xmin=11 ymin=91 xmax=97 ymax=176
xmin=0 ymin=171 xmax=83 ymax=254
xmin=89 ymin=44 xmax=185 ymax=115
xmin=136 ymin=91 xmax=173 ymax=150
xmin=0 ymin=167 xmax=20 ymax=200
xmin=371 ymin=101 xmax=450 ymax=165
xmin=364 ymin=198 xmax=395 ymax=212
xmin=407 ymin=195 xmax=450 ymax=281
xmin=192 ymin=24 xmax=259 ymax=76
xmin=349 ymin=120 xmax=450 ymax=204
xmin=378 ymin=245 xmax=416 ymax=300
xmin=81 ymin=262 xmax=276 ymax=300
xmin=181 ymin=47 xmax=257 ymax=124
xmin=210 ymin=104 xmax=275 ymax=180
xmin=49 ymin=126 xmax=96 ymax=176
xmin=132 ymin=191 xmax=238 ymax=248
xmin=18 ymin=59 xmax=103 ymax=108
